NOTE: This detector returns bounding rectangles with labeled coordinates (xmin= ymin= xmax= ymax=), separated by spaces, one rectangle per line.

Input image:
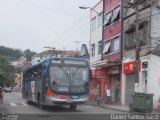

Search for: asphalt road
xmin=0 ymin=92 xmax=126 ymax=120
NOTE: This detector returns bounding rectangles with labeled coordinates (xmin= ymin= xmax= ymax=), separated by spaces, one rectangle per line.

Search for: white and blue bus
xmin=22 ymin=57 xmax=89 ymax=110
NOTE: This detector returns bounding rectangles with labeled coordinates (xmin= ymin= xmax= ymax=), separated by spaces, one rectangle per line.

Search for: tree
xmin=24 ymin=49 xmax=36 ymax=61
xmin=0 ymin=56 xmax=15 ymax=86
xmin=0 ymin=46 xmax=23 ymax=60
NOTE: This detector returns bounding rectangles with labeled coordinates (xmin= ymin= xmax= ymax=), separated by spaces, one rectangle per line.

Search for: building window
xmin=125 ymin=30 xmax=136 ymax=48
xmin=104 ymin=12 xmax=112 ymax=27
xmin=103 ymin=41 xmax=111 ymax=54
xmin=98 ymin=40 xmax=103 ymax=55
xmin=112 ymin=6 xmax=120 ymax=22
xmin=91 ymin=44 xmax=95 ymax=57
xmin=125 ymin=24 xmax=145 ymax=49
xmin=113 ymin=37 xmax=120 ymax=52
xmin=92 ymin=17 xmax=96 ymax=31
xmin=104 ymin=5 xmax=121 ymax=27
xmin=98 ymin=13 xmax=103 ymax=27
xmin=103 ymin=36 xmax=120 ymax=54
xmin=138 ymin=25 xmax=145 ymax=44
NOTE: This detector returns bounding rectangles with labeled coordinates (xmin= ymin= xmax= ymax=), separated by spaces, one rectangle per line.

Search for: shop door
xmin=125 ymin=74 xmax=135 ymax=105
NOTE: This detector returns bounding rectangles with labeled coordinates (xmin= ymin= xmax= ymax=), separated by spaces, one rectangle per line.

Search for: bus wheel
xmin=69 ymin=104 xmax=77 ymax=111
xmin=26 ymin=93 xmax=31 ymax=104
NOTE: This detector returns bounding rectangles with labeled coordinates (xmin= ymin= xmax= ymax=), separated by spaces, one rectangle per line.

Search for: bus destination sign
xmin=51 ymin=59 xmax=61 ymax=64
xmin=64 ymin=60 xmax=86 ymax=65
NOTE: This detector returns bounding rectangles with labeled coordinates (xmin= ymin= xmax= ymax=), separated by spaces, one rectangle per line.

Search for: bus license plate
xmin=66 ymin=99 xmax=74 ymax=103
xmin=72 ymin=96 xmax=78 ymax=99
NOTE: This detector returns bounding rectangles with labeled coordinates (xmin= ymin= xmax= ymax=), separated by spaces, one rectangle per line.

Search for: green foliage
xmin=0 ymin=46 xmax=36 ymax=61
xmin=0 ymin=56 xmax=15 ymax=85
xmin=0 ymin=46 xmax=23 ymax=60
xmin=24 ymin=49 xmax=36 ymax=61
xmin=0 ymin=46 xmax=37 ymax=86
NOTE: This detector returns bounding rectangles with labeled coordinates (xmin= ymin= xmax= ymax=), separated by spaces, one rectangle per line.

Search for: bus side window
xmin=37 ymin=66 xmax=42 ymax=79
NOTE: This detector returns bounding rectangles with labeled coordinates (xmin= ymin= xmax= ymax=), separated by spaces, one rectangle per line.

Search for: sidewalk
xmin=86 ymin=101 xmax=159 ymax=113
xmin=102 ymin=104 xmax=129 ymax=112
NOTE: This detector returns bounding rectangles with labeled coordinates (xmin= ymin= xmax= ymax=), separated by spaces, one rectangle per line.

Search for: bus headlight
xmin=53 ymin=94 xmax=60 ymax=99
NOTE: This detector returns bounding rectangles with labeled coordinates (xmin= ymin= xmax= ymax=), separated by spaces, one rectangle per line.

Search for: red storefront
xmin=91 ymin=68 xmax=107 ymax=97
xmin=90 ymin=65 xmax=122 ymax=103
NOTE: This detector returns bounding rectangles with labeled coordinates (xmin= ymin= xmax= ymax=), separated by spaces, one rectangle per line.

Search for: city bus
xmin=22 ymin=57 xmax=89 ymax=110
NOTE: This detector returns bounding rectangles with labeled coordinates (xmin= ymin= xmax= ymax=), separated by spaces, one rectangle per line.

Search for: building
xmin=90 ymin=0 xmax=104 ymax=99
xmin=10 ymin=57 xmax=30 ymax=91
xmin=122 ymin=0 xmax=160 ymax=109
xmin=79 ymin=44 xmax=89 ymax=59
xmin=90 ymin=0 xmax=122 ymax=104
xmin=31 ymin=50 xmax=79 ymax=65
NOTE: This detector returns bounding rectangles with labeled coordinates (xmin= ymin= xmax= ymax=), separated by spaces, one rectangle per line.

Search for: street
xmin=0 ymin=92 xmax=126 ymax=120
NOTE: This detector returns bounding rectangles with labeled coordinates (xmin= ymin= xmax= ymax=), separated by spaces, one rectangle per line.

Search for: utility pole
xmin=74 ymin=41 xmax=81 ymax=52
xmin=127 ymin=0 xmax=145 ymax=92
xmin=134 ymin=0 xmax=140 ymax=92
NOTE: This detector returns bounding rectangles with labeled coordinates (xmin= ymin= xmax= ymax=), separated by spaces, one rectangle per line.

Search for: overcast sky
xmin=0 ymin=0 xmax=100 ymax=53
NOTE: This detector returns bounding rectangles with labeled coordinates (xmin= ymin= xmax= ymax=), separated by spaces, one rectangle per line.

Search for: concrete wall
xmin=148 ymin=54 xmax=160 ymax=109
xmin=122 ymin=54 xmax=160 ymax=109
xmin=151 ymin=5 xmax=160 ymax=48
xmin=123 ymin=7 xmax=151 ymax=59
xmin=90 ymin=1 xmax=103 ymax=66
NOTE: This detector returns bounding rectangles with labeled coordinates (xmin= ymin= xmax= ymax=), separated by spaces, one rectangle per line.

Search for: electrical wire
xmin=52 ymin=11 xmax=89 ymax=45
xmin=19 ymin=0 xmax=87 ymax=17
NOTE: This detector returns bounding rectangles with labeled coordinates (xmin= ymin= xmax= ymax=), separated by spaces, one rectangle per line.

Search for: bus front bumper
xmin=45 ymin=96 xmax=89 ymax=106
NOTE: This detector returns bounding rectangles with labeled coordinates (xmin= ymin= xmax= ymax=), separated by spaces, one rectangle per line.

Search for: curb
xmin=102 ymin=106 xmax=129 ymax=112
xmin=84 ymin=102 xmax=129 ymax=112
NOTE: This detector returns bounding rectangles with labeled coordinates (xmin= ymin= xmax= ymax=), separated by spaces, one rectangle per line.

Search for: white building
xmin=90 ymin=0 xmax=103 ymax=69
xmin=122 ymin=0 xmax=160 ymax=109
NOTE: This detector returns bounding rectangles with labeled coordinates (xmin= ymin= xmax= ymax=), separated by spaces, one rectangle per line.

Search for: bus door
xmin=42 ymin=63 xmax=49 ymax=103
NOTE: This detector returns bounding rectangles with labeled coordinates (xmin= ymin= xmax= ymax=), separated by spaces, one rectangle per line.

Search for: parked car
xmin=4 ymin=87 xmax=12 ymax=92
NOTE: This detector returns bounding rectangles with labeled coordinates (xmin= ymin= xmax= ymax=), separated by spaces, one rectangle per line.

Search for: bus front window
xmin=50 ymin=66 xmax=89 ymax=93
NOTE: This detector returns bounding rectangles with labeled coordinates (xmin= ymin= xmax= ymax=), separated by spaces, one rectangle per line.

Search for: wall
xmin=122 ymin=54 xmax=160 ymax=109
xmin=103 ymin=21 xmax=121 ymax=41
xmin=90 ymin=1 xmax=103 ymax=65
xmin=148 ymin=54 xmax=160 ymax=109
xmin=151 ymin=5 xmax=160 ymax=48
xmin=104 ymin=0 xmax=121 ymax=13
xmin=123 ymin=7 xmax=151 ymax=59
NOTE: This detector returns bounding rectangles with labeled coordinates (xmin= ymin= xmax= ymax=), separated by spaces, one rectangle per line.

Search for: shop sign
xmin=91 ymin=69 xmax=106 ymax=77
xmin=123 ymin=60 xmax=141 ymax=74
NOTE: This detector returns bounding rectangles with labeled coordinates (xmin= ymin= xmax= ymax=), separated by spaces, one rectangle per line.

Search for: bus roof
xmin=23 ymin=56 xmax=88 ymax=72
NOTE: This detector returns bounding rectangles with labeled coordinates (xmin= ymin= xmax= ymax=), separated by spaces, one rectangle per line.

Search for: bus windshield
xmin=50 ymin=66 xmax=89 ymax=93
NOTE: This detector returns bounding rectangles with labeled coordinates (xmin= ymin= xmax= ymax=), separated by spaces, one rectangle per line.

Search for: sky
xmin=0 ymin=0 xmax=100 ymax=53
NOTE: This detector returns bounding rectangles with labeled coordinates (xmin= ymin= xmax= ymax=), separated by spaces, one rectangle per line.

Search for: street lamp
xmin=79 ymin=5 xmax=104 ymax=61
xmin=79 ymin=6 xmax=99 ymax=14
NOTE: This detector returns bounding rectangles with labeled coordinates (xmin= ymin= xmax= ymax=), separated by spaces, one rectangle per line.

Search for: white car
xmin=4 ymin=87 xmax=12 ymax=92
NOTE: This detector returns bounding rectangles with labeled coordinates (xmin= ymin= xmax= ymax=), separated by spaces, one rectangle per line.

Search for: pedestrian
xmin=90 ymin=89 xmax=94 ymax=105
xmin=106 ymin=87 xmax=111 ymax=104
xmin=96 ymin=95 xmax=103 ymax=107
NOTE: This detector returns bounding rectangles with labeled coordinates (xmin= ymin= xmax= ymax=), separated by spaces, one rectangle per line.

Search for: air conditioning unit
xmin=141 ymin=60 xmax=149 ymax=71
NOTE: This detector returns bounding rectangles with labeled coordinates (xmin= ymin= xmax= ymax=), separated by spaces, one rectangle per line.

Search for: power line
xmin=52 ymin=5 xmax=160 ymax=49
xmin=53 ymin=19 xmax=89 ymax=50
xmin=61 ymin=20 xmax=90 ymax=41
xmin=52 ymin=11 xmax=89 ymax=45
xmin=19 ymin=0 xmax=87 ymax=17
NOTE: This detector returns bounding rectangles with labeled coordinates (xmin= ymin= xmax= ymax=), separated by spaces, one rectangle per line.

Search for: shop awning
xmin=103 ymin=42 xmax=111 ymax=54
xmin=104 ymin=12 xmax=111 ymax=25
xmin=112 ymin=6 xmax=120 ymax=21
